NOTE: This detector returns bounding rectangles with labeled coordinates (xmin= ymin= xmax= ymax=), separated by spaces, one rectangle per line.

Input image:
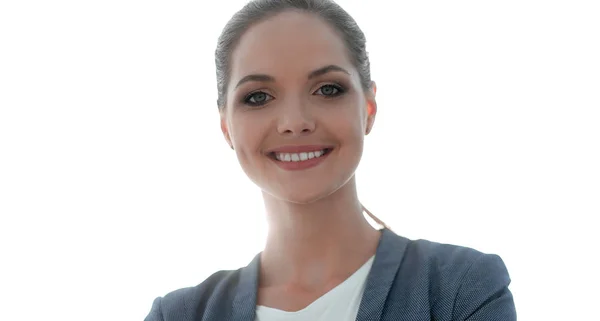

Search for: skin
xmin=220 ymin=10 xmax=381 ymax=311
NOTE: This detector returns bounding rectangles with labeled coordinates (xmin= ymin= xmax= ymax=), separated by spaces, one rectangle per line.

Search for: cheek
xmin=229 ymin=113 xmax=258 ymax=145
xmin=229 ymin=113 xmax=268 ymax=162
xmin=325 ymin=104 xmax=366 ymax=142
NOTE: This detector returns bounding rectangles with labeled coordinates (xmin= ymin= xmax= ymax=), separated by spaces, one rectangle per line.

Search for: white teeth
xmin=275 ymin=149 xmax=328 ymax=162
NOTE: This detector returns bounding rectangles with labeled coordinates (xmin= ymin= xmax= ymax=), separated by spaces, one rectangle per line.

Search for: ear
xmin=365 ymin=81 xmax=377 ymax=135
xmin=220 ymin=112 xmax=234 ymax=149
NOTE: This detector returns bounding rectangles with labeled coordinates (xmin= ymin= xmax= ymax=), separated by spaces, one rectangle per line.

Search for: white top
xmin=254 ymin=255 xmax=375 ymax=321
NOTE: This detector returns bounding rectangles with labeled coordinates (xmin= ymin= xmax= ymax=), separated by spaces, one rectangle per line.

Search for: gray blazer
xmin=145 ymin=228 xmax=516 ymax=320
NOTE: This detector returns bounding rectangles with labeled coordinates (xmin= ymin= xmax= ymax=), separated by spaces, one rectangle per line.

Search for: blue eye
xmin=314 ymin=84 xmax=345 ymax=97
xmin=244 ymin=91 xmax=273 ymax=106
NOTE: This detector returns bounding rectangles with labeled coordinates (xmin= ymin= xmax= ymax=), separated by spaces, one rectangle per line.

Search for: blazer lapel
xmin=230 ymin=252 xmax=260 ymax=321
xmin=355 ymin=228 xmax=409 ymax=321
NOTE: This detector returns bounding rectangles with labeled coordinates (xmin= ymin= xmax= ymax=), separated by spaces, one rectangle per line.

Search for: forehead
xmin=230 ymin=11 xmax=354 ymax=83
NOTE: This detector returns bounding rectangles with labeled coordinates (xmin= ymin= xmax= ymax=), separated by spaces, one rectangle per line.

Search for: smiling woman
xmin=144 ymin=0 xmax=516 ymax=320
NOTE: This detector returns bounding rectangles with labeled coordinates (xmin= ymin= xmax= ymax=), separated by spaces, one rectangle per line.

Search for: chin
xmin=280 ymin=191 xmax=328 ymax=205
xmin=264 ymin=180 xmax=345 ymax=205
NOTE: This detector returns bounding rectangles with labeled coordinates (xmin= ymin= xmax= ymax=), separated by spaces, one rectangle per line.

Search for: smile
xmin=266 ymin=147 xmax=334 ymax=171
xmin=271 ymin=148 xmax=332 ymax=162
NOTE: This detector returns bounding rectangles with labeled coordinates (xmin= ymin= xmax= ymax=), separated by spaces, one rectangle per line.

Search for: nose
xmin=276 ymin=100 xmax=316 ymax=136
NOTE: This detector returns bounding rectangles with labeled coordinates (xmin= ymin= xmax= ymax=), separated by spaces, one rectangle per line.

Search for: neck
xmin=259 ymin=176 xmax=381 ymax=289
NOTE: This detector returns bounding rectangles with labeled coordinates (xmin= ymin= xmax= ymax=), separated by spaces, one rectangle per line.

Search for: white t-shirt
xmin=254 ymin=255 xmax=375 ymax=321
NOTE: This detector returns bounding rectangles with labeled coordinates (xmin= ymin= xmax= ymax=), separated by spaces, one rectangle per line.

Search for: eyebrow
xmin=234 ymin=64 xmax=351 ymax=89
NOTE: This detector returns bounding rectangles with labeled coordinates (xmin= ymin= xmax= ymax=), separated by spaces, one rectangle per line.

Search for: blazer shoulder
xmin=399 ymin=237 xmax=508 ymax=298
xmin=146 ymin=269 xmax=240 ymax=321
xmin=400 ymin=237 xmax=515 ymax=320
xmin=407 ymin=237 xmax=487 ymax=271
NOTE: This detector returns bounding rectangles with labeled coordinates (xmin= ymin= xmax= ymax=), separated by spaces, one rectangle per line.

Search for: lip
xmin=265 ymin=145 xmax=334 ymax=154
xmin=266 ymin=146 xmax=334 ymax=171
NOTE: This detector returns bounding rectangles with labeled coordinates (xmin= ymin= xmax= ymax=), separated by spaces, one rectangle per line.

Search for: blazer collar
xmin=231 ymin=228 xmax=409 ymax=321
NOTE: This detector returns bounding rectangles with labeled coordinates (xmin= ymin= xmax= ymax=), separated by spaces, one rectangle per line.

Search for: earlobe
xmin=365 ymin=81 xmax=377 ymax=135
xmin=367 ymin=101 xmax=376 ymax=116
xmin=220 ymin=115 xmax=234 ymax=150
xmin=365 ymin=103 xmax=376 ymax=135
xmin=367 ymin=81 xmax=377 ymax=116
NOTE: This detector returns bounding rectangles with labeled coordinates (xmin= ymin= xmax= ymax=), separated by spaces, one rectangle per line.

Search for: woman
xmin=145 ymin=0 xmax=517 ymax=320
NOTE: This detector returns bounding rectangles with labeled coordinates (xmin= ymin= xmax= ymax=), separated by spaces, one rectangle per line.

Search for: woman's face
xmin=221 ymin=11 xmax=377 ymax=204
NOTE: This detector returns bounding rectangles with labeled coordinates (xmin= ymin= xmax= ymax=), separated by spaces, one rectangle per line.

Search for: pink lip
xmin=268 ymin=150 xmax=332 ymax=171
xmin=265 ymin=145 xmax=335 ymax=171
xmin=266 ymin=145 xmax=334 ymax=154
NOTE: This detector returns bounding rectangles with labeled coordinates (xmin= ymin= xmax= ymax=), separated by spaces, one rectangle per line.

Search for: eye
xmin=244 ymin=91 xmax=274 ymax=107
xmin=314 ymin=84 xmax=345 ymax=97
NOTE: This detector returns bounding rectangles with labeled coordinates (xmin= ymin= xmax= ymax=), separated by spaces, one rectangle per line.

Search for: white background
xmin=1 ymin=0 xmax=598 ymax=320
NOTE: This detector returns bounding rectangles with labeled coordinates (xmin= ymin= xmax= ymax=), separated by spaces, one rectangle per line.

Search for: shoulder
xmin=404 ymin=237 xmax=511 ymax=287
xmin=389 ymin=234 xmax=516 ymax=319
xmin=144 ymin=269 xmax=241 ymax=321
xmin=405 ymin=237 xmax=489 ymax=271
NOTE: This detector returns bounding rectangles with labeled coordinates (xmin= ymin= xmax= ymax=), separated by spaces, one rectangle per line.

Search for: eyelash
xmin=242 ymin=83 xmax=346 ymax=107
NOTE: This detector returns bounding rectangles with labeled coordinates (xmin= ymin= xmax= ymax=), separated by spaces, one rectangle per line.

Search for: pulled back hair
xmin=214 ymin=0 xmax=372 ymax=109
